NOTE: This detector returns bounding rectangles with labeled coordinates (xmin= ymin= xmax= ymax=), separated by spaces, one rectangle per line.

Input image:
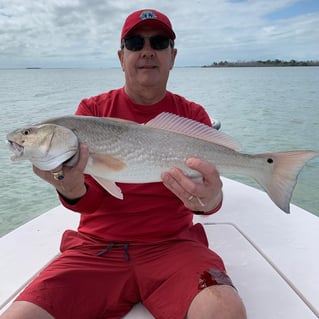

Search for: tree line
xmin=204 ymin=59 xmax=319 ymax=67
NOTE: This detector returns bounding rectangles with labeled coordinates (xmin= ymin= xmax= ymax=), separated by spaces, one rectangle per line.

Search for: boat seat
xmin=0 ymin=205 xmax=318 ymax=318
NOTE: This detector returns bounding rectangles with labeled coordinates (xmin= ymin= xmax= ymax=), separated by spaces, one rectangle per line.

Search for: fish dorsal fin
xmin=145 ymin=112 xmax=241 ymax=151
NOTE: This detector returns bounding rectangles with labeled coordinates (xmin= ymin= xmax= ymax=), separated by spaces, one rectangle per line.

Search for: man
xmin=1 ymin=9 xmax=246 ymax=319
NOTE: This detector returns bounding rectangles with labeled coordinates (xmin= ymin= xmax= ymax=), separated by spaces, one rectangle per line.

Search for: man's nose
xmin=141 ymin=38 xmax=155 ymax=56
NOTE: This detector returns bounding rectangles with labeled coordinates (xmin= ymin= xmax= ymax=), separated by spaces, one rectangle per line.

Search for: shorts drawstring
xmin=123 ymin=243 xmax=130 ymax=261
xmin=97 ymin=242 xmax=130 ymax=261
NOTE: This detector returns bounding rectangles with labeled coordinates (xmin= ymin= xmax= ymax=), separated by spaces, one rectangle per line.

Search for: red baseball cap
xmin=121 ymin=9 xmax=176 ymax=41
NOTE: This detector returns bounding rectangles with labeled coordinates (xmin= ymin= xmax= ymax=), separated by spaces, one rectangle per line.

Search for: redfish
xmin=7 ymin=112 xmax=318 ymax=213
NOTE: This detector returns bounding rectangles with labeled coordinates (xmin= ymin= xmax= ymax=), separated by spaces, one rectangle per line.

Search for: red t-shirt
xmin=61 ymin=88 xmax=215 ymax=242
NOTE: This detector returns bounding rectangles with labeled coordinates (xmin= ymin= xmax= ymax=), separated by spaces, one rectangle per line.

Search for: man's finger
xmin=186 ymin=158 xmax=219 ymax=185
xmin=75 ymin=145 xmax=89 ymax=172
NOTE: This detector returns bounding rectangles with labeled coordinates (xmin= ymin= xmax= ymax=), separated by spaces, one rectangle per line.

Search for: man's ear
xmin=170 ymin=48 xmax=177 ymax=70
xmin=118 ymin=50 xmax=125 ymax=71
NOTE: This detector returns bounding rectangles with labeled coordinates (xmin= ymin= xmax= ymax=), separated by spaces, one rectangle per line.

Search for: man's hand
xmin=33 ymin=145 xmax=90 ymax=200
xmin=161 ymin=158 xmax=223 ymax=213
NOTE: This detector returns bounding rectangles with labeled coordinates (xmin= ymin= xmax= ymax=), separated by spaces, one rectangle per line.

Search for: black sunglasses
xmin=123 ymin=35 xmax=173 ymax=51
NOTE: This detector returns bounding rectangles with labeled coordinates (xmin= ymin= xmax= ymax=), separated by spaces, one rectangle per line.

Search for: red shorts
xmin=17 ymin=224 xmax=233 ymax=319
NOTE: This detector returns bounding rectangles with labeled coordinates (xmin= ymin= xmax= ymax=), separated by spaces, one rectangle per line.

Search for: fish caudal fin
xmin=253 ymin=151 xmax=318 ymax=213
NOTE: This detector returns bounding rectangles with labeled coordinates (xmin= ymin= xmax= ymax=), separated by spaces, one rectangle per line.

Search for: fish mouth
xmin=6 ymin=140 xmax=24 ymax=157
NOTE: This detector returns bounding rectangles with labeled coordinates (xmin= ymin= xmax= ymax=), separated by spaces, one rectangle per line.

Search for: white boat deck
xmin=1 ymin=178 xmax=319 ymax=318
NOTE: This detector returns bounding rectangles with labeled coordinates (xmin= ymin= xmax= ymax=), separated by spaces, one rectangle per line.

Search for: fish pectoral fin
xmin=84 ymin=154 xmax=125 ymax=199
xmin=145 ymin=112 xmax=241 ymax=151
xmin=89 ymin=153 xmax=126 ymax=172
xmin=91 ymin=176 xmax=124 ymax=200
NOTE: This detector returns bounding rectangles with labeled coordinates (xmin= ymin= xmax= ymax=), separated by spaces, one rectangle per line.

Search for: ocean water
xmin=0 ymin=67 xmax=318 ymax=237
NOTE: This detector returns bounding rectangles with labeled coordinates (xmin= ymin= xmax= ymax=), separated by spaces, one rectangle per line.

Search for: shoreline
xmin=203 ymin=59 xmax=319 ymax=68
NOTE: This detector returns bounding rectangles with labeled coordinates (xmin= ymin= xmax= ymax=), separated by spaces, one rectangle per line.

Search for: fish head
xmin=7 ymin=124 xmax=79 ymax=170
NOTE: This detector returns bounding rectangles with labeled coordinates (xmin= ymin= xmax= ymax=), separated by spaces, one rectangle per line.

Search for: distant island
xmin=203 ymin=59 xmax=319 ymax=67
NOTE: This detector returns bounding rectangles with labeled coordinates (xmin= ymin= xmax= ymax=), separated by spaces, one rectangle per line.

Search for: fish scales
xmin=7 ymin=113 xmax=319 ymax=213
xmin=44 ymin=115 xmax=252 ymax=181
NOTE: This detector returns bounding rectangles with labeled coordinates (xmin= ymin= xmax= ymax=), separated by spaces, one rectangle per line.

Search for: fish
xmin=6 ymin=112 xmax=319 ymax=213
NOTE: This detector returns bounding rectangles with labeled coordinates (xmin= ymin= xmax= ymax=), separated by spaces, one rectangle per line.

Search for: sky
xmin=0 ymin=0 xmax=319 ymax=68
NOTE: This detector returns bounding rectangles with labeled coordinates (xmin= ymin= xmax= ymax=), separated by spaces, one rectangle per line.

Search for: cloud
xmin=0 ymin=0 xmax=318 ymax=68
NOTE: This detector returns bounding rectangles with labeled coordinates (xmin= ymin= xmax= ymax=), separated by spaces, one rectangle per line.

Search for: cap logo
xmin=140 ymin=10 xmax=157 ymax=20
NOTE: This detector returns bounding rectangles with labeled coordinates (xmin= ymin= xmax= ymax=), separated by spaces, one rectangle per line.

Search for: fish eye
xmin=23 ymin=128 xmax=32 ymax=135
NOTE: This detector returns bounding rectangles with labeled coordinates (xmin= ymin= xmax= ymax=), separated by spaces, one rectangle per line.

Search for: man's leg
xmin=0 ymin=301 xmax=54 ymax=319
xmin=187 ymin=285 xmax=247 ymax=319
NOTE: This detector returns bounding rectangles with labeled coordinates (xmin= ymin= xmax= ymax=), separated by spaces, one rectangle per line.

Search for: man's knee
xmin=187 ymin=285 xmax=247 ymax=319
xmin=0 ymin=301 xmax=54 ymax=319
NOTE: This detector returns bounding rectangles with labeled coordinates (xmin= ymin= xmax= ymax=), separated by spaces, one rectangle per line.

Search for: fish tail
xmin=253 ymin=150 xmax=318 ymax=213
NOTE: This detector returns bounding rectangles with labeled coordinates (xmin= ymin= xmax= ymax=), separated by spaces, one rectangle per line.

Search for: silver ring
xmin=188 ymin=195 xmax=194 ymax=201
xmin=196 ymin=196 xmax=205 ymax=207
xmin=51 ymin=169 xmax=64 ymax=181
